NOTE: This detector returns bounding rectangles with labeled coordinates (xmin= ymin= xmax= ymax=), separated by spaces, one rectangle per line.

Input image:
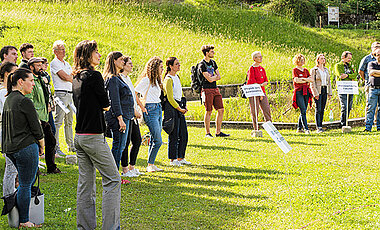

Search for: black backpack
xmin=190 ymin=62 xmax=204 ymax=94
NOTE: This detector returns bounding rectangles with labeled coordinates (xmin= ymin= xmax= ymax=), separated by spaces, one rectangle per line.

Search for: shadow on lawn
xmin=187 ymin=143 xmax=254 ymax=152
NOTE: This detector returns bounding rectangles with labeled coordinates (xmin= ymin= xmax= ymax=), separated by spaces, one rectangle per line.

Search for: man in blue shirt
xmin=364 ymin=48 xmax=380 ymax=131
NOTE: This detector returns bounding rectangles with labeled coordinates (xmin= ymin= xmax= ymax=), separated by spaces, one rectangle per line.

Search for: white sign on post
xmin=241 ymin=84 xmax=264 ymax=97
xmin=336 ymin=81 xmax=359 ymax=95
xmin=328 ymin=7 xmax=339 ymax=22
xmin=262 ymin=121 xmax=292 ymax=154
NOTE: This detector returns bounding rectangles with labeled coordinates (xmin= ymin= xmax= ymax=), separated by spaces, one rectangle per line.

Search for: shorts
xmin=202 ymin=88 xmax=224 ymax=111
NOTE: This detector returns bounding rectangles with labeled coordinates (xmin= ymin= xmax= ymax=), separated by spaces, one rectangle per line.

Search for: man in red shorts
xmin=200 ymin=45 xmax=230 ymax=138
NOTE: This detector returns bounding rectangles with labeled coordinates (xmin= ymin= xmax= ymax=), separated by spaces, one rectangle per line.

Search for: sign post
xmin=241 ymin=84 xmax=265 ymax=137
xmin=328 ymin=6 xmax=339 ymax=28
xmin=336 ymin=81 xmax=359 ymax=133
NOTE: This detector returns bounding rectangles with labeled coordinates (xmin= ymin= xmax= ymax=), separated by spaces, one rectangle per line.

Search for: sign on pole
xmin=336 ymin=81 xmax=359 ymax=95
xmin=262 ymin=121 xmax=292 ymax=154
xmin=241 ymin=84 xmax=264 ymax=97
xmin=328 ymin=6 xmax=339 ymax=27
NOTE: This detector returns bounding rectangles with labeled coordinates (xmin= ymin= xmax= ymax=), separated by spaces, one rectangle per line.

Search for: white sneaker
xmin=121 ymin=170 xmax=138 ymax=177
xmin=147 ymin=165 xmax=164 ymax=172
xmin=178 ymin=159 xmax=192 ymax=165
xmin=130 ymin=168 xmax=145 ymax=175
xmin=170 ymin=160 xmax=183 ymax=167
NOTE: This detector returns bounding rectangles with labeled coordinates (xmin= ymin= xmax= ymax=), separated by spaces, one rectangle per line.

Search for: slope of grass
xmin=0 ymin=126 xmax=379 ymax=229
xmin=0 ymin=0 xmax=378 ymax=87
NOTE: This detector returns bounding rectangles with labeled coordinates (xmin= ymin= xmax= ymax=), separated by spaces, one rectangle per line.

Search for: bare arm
xmin=57 ymin=70 xmax=73 ymax=83
xmin=369 ymin=69 xmax=380 ymax=77
xmin=214 ymin=69 xmax=221 ymax=81
xmin=293 ymin=77 xmax=307 ymax=83
xmin=38 ymin=138 xmax=45 ymax=156
xmin=260 ymin=81 xmax=268 ymax=87
xmin=359 ymin=70 xmax=365 ymax=81
xmin=135 ymin=92 xmax=147 ymax=113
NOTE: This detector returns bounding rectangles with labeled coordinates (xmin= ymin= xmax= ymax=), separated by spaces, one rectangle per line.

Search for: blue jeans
xmin=7 ymin=143 xmax=39 ymax=223
xmin=338 ymin=94 xmax=353 ymax=127
xmin=365 ymin=88 xmax=380 ymax=131
xmin=143 ymin=103 xmax=162 ymax=164
xmin=110 ymin=118 xmax=130 ymax=169
xmin=296 ymin=90 xmax=309 ymax=130
xmin=314 ymin=86 xmax=328 ymax=129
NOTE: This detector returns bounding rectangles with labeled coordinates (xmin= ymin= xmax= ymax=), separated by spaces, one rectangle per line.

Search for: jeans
xmin=365 ymin=88 xmax=380 ymax=131
xmin=110 ymin=118 xmax=130 ymax=169
xmin=168 ymin=112 xmax=188 ymax=160
xmin=7 ymin=143 xmax=39 ymax=223
xmin=143 ymin=103 xmax=162 ymax=164
xmin=121 ymin=119 xmax=141 ymax=167
xmin=314 ymin=86 xmax=328 ymax=129
xmin=54 ymin=91 xmax=75 ymax=151
xmin=75 ymin=134 xmax=121 ymax=230
xmin=296 ymin=90 xmax=310 ymax=130
xmin=338 ymin=94 xmax=353 ymax=127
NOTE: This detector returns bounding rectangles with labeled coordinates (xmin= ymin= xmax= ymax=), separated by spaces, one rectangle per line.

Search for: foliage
xmin=1 ymin=125 xmax=380 ymax=229
xmin=309 ymin=0 xmax=380 ymax=15
xmin=266 ymin=0 xmax=317 ymax=26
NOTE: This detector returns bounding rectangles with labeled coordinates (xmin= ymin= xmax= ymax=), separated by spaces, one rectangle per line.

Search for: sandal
xmin=19 ymin=222 xmax=42 ymax=228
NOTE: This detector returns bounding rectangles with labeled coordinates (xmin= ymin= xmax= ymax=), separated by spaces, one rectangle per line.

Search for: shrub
xmin=266 ymin=0 xmax=316 ymax=26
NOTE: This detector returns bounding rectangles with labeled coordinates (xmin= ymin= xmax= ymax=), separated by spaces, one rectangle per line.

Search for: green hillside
xmin=0 ymin=0 xmax=379 ymax=86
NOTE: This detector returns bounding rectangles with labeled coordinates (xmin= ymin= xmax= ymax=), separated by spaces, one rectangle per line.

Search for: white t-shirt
xmin=120 ymin=74 xmax=137 ymax=108
xmin=134 ymin=77 xmax=161 ymax=103
xmin=318 ymin=68 xmax=328 ymax=86
xmin=167 ymin=74 xmax=183 ymax=101
xmin=50 ymin=57 xmax=72 ymax=91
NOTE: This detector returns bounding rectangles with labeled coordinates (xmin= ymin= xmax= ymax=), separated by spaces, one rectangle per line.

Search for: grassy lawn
xmin=1 ymin=126 xmax=379 ymax=229
xmin=0 ymin=0 xmax=379 ymax=85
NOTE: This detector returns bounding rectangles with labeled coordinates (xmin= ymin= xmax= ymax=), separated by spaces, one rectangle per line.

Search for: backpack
xmin=190 ymin=62 xmax=204 ymax=94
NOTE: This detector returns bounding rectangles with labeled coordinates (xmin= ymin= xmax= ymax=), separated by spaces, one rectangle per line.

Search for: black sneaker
xmin=47 ymin=168 xmax=62 ymax=174
xmin=215 ymin=132 xmax=230 ymax=137
xmin=363 ymin=129 xmax=371 ymax=132
xmin=205 ymin=133 xmax=214 ymax=138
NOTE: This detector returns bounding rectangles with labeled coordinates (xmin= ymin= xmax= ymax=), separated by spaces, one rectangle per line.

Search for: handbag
xmin=162 ymin=94 xmax=176 ymax=135
xmin=1 ymin=174 xmax=44 ymax=227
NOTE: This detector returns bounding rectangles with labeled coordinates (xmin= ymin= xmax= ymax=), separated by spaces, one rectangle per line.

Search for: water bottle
xmin=329 ymin=109 xmax=334 ymax=122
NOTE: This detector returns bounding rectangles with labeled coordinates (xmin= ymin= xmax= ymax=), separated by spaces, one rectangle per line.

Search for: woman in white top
xmin=135 ymin=57 xmax=164 ymax=172
xmin=119 ymin=56 xmax=144 ymax=177
xmin=310 ymin=54 xmax=333 ymax=133
xmin=0 ymin=62 xmax=18 ymax=197
xmin=163 ymin=57 xmax=191 ymax=167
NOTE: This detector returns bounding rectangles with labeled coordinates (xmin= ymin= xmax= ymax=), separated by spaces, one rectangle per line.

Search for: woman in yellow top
xmin=163 ymin=57 xmax=191 ymax=166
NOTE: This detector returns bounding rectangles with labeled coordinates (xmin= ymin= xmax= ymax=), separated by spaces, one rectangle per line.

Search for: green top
xmin=163 ymin=76 xmax=183 ymax=109
xmin=2 ymin=91 xmax=44 ymax=154
xmin=25 ymin=74 xmax=49 ymax=122
xmin=334 ymin=60 xmax=357 ymax=82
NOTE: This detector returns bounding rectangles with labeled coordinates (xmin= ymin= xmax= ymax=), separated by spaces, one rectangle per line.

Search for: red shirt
xmin=247 ymin=66 xmax=268 ymax=94
xmin=292 ymin=67 xmax=311 ymax=91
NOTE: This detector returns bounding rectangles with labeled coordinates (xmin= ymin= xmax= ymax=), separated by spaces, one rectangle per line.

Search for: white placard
xmin=262 ymin=121 xmax=292 ymax=154
xmin=54 ymin=97 xmax=70 ymax=114
xmin=69 ymin=103 xmax=77 ymax=114
xmin=328 ymin=7 xmax=339 ymax=22
xmin=242 ymin=84 xmax=264 ymax=97
xmin=336 ymin=81 xmax=358 ymax=95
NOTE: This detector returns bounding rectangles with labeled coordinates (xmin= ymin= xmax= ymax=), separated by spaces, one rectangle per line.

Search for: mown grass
xmin=0 ymin=0 xmax=379 ymax=87
xmin=1 ymin=126 xmax=380 ymax=229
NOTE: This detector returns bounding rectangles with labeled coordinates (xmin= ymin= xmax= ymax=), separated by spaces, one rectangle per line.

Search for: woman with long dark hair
xmin=119 ymin=56 xmax=144 ymax=177
xmin=72 ymin=40 xmax=121 ymax=230
xmin=103 ymin=51 xmax=134 ymax=171
xmin=0 ymin=62 xmax=18 ymax=197
xmin=163 ymin=57 xmax=191 ymax=166
xmin=135 ymin=56 xmax=164 ymax=172
xmin=2 ymin=67 xmax=44 ymax=228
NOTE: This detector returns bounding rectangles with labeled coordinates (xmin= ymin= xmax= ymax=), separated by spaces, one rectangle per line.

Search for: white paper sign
xmin=69 ymin=103 xmax=77 ymax=114
xmin=328 ymin=7 xmax=339 ymax=22
xmin=242 ymin=84 xmax=264 ymax=97
xmin=54 ymin=97 xmax=70 ymax=114
xmin=336 ymin=81 xmax=358 ymax=95
xmin=262 ymin=121 xmax=292 ymax=154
